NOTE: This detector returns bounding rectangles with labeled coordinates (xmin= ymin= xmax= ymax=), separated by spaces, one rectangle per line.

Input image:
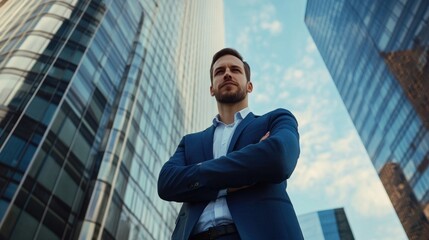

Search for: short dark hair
xmin=210 ymin=48 xmax=251 ymax=83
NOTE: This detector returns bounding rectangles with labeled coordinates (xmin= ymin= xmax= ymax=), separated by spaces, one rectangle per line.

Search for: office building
xmin=298 ymin=208 xmax=355 ymax=240
xmin=0 ymin=0 xmax=223 ymax=239
xmin=305 ymin=0 xmax=429 ymax=239
xmin=380 ymin=162 xmax=429 ymax=238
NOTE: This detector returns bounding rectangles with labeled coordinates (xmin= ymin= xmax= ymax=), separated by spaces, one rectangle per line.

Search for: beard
xmin=213 ymin=86 xmax=247 ymax=104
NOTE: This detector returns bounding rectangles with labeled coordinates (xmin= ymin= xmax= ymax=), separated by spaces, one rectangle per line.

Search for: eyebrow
xmin=214 ymin=64 xmax=242 ymax=72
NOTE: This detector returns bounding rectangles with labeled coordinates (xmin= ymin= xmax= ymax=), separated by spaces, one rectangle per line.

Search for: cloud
xmin=255 ymin=93 xmax=270 ymax=103
xmin=293 ymin=123 xmax=392 ymax=218
xmin=293 ymin=152 xmax=332 ymax=189
xmin=283 ymin=68 xmax=304 ymax=81
xmin=253 ymin=4 xmax=282 ymax=35
xmin=236 ymin=27 xmax=251 ymax=50
xmin=301 ymin=56 xmax=315 ymax=68
xmin=280 ymin=65 xmax=331 ymax=96
xmin=282 ymin=67 xmax=392 ymax=219
xmin=349 ymin=172 xmax=392 ymax=217
xmin=306 ymin=37 xmax=317 ymax=53
xmin=233 ymin=3 xmax=283 ymax=48
xmin=243 ymin=20 xmax=393 ymax=220
xmin=293 ymin=69 xmax=303 ymax=79
xmin=258 ymin=4 xmax=276 ymax=21
xmin=225 ymin=1 xmax=407 ymax=238
xmin=277 ymin=91 xmax=289 ymax=100
xmin=330 ymin=130 xmax=356 ymax=153
xmin=374 ymin=224 xmax=408 ymax=240
xmin=261 ymin=20 xmax=282 ymax=34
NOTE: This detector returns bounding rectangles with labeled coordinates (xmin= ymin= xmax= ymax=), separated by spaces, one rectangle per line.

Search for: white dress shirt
xmin=193 ymin=107 xmax=251 ymax=233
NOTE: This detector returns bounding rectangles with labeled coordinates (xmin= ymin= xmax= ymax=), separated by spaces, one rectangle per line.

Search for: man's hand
xmin=227 ymin=185 xmax=250 ymax=194
xmin=227 ymin=131 xmax=270 ymax=194
xmin=259 ymin=131 xmax=270 ymax=142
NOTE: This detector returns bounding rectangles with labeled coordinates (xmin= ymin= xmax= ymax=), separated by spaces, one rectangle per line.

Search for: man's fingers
xmin=259 ymin=131 xmax=270 ymax=142
xmin=228 ymin=185 xmax=252 ymax=194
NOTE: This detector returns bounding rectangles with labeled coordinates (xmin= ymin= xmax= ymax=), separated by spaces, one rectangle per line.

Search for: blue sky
xmin=223 ymin=0 xmax=407 ymax=239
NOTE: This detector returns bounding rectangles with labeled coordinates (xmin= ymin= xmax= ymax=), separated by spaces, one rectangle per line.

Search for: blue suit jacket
xmin=158 ymin=108 xmax=303 ymax=240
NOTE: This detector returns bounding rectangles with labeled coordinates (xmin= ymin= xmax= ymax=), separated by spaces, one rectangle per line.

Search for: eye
xmin=214 ymin=69 xmax=224 ymax=76
xmin=231 ymin=67 xmax=241 ymax=73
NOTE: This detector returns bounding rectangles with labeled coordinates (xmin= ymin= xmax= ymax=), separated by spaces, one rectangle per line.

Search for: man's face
xmin=210 ymin=55 xmax=252 ymax=104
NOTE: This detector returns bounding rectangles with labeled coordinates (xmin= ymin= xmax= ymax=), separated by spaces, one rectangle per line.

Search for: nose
xmin=223 ymin=68 xmax=232 ymax=80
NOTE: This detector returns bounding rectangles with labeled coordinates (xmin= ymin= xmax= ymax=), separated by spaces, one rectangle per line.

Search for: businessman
xmin=158 ymin=48 xmax=303 ymax=240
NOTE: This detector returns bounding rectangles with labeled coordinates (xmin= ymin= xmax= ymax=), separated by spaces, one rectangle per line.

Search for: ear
xmin=247 ymin=81 xmax=253 ymax=93
xmin=210 ymin=85 xmax=215 ymax=96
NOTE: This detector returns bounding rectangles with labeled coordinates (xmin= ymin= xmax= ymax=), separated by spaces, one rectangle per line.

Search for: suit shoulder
xmin=183 ymin=126 xmax=213 ymax=139
xmin=266 ymin=108 xmax=295 ymax=117
xmin=265 ymin=108 xmax=298 ymax=124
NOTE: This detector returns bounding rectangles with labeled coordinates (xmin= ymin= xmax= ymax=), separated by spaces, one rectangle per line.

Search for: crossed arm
xmin=157 ymin=110 xmax=300 ymax=203
xmin=227 ymin=131 xmax=270 ymax=194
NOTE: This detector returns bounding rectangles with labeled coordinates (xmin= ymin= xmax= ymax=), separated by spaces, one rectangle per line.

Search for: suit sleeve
xmin=158 ymin=109 xmax=300 ymax=202
xmin=157 ymin=137 xmax=219 ymax=202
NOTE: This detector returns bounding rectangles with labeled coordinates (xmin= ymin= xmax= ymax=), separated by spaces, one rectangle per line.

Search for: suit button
xmin=188 ymin=182 xmax=200 ymax=189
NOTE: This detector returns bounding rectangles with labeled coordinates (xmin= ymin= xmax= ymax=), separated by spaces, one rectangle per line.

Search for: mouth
xmin=220 ymin=81 xmax=237 ymax=89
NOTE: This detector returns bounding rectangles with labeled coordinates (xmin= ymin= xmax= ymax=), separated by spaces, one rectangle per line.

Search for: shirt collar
xmin=212 ymin=107 xmax=251 ymax=127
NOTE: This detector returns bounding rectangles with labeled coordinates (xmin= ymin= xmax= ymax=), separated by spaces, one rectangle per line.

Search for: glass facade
xmin=0 ymin=0 xmax=223 ymax=239
xmin=298 ymin=208 xmax=355 ymax=240
xmin=305 ymin=0 xmax=429 ymax=239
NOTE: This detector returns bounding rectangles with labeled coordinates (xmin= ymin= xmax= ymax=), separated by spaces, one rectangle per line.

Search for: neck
xmin=216 ymin=100 xmax=248 ymax=124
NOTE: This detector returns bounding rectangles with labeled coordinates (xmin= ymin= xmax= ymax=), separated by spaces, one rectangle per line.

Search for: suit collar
xmin=227 ymin=112 xmax=255 ymax=153
xmin=203 ymin=110 xmax=255 ymax=160
xmin=202 ymin=125 xmax=215 ymax=160
xmin=212 ymin=107 xmax=251 ymax=127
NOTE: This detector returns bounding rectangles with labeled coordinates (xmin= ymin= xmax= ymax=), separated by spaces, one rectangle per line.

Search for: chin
xmin=216 ymin=93 xmax=247 ymax=104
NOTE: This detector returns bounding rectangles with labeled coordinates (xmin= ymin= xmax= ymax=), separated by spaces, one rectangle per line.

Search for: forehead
xmin=213 ymin=55 xmax=244 ymax=69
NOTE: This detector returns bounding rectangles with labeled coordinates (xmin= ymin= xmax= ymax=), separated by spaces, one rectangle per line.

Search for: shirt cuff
xmin=217 ymin=189 xmax=227 ymax=198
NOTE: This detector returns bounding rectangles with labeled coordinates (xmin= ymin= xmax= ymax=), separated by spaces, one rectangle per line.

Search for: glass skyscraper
xmin=0 ymin=0 xmax=223 ymax=239
xmin=298 ymin=208 xmax=354 ymax=240
xmin=305 ymin=0 xmax=429 ymax=239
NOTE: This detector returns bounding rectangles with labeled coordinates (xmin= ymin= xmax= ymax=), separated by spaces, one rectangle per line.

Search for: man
xmin=158 ymin=48 xmax=303 ymax=240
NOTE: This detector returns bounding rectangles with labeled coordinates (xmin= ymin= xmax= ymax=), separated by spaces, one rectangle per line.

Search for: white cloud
xmin=277 ymin=91 xmax=289 ymax=100
xmin=244 ymin=17 xmax=394 ymax=223
xmin=301 ymin=56 xmax=315 ymax=68
xmin=285 ymin=74 xmax=392 ymax=219
xmin=255 ymin=93 xmax=270 ymax=103
xmin=306 ymin=38 xmax=317 ymax=53
xmin=350 ymin=173 xmax=392 ymax=217
xmin=283 ymin=68 xmax=304 ymax=81
xmin=274 ymin=65 xmax=282 ymax=73
xmin=251 ymin=4 xmax=282 ymax=35
xmin=293 ymin=154 xmax=332 ymax=189
xmin=260 ymin=63 xmax=283 ymax=74
xmin=261 ymin=20 xmax=282 ymax=34
xmin=224 ymin=1 xmax=408 ymax=238
xmin=258 ymin=4 xmax=276 ymax=22
xmin=330 ymin=131 xmax=356 ymax=153
xmin=293 ymin=69 xmax=303 ymax=79
xmin=374 ymin=224 xmax=408 ymax=240
xmin=280 ymin=66 xmax=331 ymax=96
xmin=261 ymin=63 xmax=271 ymax=71
xmin=293 ymin=123 xmax=393 ymax=218
xmin=236 ymin=27 xmax=251 ymax=50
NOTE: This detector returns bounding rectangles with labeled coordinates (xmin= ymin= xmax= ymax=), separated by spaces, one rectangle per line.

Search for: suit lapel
xmin=227 ymin=112 xmax=255 ymax=153
xmin=202 ymin=125 xmax=215 ymax=160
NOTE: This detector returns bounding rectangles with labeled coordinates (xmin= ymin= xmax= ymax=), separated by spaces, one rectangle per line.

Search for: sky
xmin=223 ymin=0 xmax=408 ymax=239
